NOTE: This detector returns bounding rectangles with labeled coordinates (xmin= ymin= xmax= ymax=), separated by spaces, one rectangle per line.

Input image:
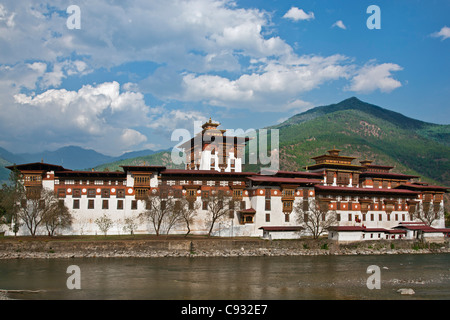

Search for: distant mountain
xmin=256 ymin=97 xmax=449 ymax=186
xmin=2 ymin=97 xmax=449 ymax=190
xmin=93 ymin=150 xmax=184 ymax=172
xmin=0 ymin=146 xmax=162 ymax=183
xmin=0 ymin=146 xmax=26 ymax=164
xmin=16 ymin=146 xmax=113 ymax=170
xmin=92 ymin=97 xmax=450 ymax=188
xmin=109 ymin=149 xmax=163 ymax=162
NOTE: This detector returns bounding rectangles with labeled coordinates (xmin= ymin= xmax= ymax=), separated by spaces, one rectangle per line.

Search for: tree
xmin=413 ymin=201 xmax=443 ymax=226
xmin=176 ymin=198 xmax=200 ymax=237
xmin=95 ymin=214 xmax=114 ymax=237
xmin=123 ymin=215 xmax=139 ymax=235
xmin=164 ymin=199 xmax=185 ymax=236
xmin=140 ymin=191 xmax=177 ymax=236
xmin=205 ymin=191 xmax=236 ymax=237
xmin=295 ymin=197 xmax=338 ymax=239
xmin=0 ymin=169 xmax=25 ymax=235
xmin=42 ymin=199 xmax=73 ymax=236
xmin=16 ymin=188 xmax=61 ymax=237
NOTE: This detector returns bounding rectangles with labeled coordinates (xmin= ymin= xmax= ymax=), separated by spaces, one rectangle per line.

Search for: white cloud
xmin=0 ymin=0 xmax=407 ymax=154
xmin=7 ymin=81 xmax=153 ymax=155
xmin=332 ymin=20 xmax=346 ymax=30
xmin=0 ymin=3 xmax=15 ymax=28
xmin=0 ymin=62 xmax=47 ymax=91
xmin=283 ymin=7 xmax=315 ymax=21
xmin=346 ymin=62 xmax=403 ymax=94
xmin=179 ymin=54 xmax=352 ymax=111
xmin=148 ymin=109 xmax=208 ymax=134
xmin=0 ymin=0 xmax=292 ymax=71
xmin=431 ymin=26 xmax=450 ymax=40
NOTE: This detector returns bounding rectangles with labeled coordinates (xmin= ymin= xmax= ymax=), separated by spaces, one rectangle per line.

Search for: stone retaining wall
xmin=0 ymin=237 xmax=448 ymax=259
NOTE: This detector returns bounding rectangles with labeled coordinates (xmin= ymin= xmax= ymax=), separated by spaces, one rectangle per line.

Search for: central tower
xmin=179 ymin=118 xmax=248 ymax=172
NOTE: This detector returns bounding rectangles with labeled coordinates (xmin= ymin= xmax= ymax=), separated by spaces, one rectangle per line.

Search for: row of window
xmin=159 ymin=179 xmax=244 ymax=186
xmin=74 ymin=199 xmax=139 ymax=210
xmin=56 ymin=180 xmax=126 ymax=186
xmin=58 ymin=188 xmax=126 ymax=198
xmin=71 ymin=199 xmax=248 ymax=211
xmin=337 ymin=213 xmax=410 ymax=222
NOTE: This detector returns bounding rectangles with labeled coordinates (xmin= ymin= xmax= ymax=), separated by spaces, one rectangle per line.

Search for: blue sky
xmin=0 ymin=0 xmax=448 ymax=156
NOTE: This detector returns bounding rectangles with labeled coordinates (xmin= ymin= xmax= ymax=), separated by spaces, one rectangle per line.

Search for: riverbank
xmin=0 ymin=235 xmax=449 ymax=259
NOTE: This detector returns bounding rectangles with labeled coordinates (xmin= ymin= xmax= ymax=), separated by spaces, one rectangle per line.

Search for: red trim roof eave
xmin=161 ymin=169 xmax=256 ymax=176
xmin=394 ymin=184 xmax=449 ymax=192
xmin=259 ymin=226 xmax=304 ymax=231
xmin=434 ymin=228 xmax=450 ymax=233
xmin=359 ymin=172 xmax=420 ymax=179
xmin=55 ymin=170 xmax=126 ymax=178
xmin=328 ymin=226 xmax=406 ymax=234
xmin=315 ymin=185 xmax=420 ymax=195
xmin=394 ymin=225 xmax=448 ymax=232
xmin=6 ymin=162 xmax=68 ymax=172
xmin=248 ymin=176 xmax=323 ymax=184
xmin=364 ymin=164 xmax=394 ymax=170
xmin=120 ymin=165 xmax=166 ymax=172
xmin=263 ymin=170 xmax=323 ymax=178
xmin=328 ymin=226 xmax=365 ymax=232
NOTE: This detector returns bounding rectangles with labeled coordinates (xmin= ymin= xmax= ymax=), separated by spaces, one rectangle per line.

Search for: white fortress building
xmin=4 ymin=119 xmax=450 ymax=242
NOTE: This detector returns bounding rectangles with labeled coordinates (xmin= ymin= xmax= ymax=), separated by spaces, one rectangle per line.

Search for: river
xmin=0 ymin=254 xmax=449 ymax=300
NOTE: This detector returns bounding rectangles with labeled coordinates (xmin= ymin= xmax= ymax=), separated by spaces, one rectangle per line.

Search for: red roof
xmin=120 ymin=165 xmax=166 ymax=172
xmin=394 ymin=183 xmax=449 ymax=192
xmin=328 ymin=226 xmax=365 ymax=232
xmin=259 ymin=226 xmax=304 ymax=231
xmin=248 ymin=176 xmax=322 ymax=184
xmin=161 ymin=169 xmax=254 ymax=176
xmin=315 ymin=185 xmax=420 ymax=195
xmin=239 ymin=208 xmax=256 ymax=213
xmin=56 ymin=170 xmax=126 ymax=178
xmin=6 ymin=162 xmax=67 ymax=172
xmin=328 ymin=226 xmax=405 ymax=234
xmin=393 ymin=222 xmax=449 ymax=233
xmin=263 ymin=170 xmax=323 ymax=178
xmin=359 ymin=172 xmax=419 ymax=179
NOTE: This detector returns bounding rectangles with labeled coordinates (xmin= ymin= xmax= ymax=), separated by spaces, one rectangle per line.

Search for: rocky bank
xmin=0 ymin=237 xmax=449 ymax=259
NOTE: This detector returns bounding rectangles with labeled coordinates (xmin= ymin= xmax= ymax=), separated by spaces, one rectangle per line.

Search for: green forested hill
xmin=93 ymin=151 xmax=184 ymax=172
xmin=261 ymin=97 xmax=449 ymax=186
xmin=94 ymin=97 xmax=448 ymax=186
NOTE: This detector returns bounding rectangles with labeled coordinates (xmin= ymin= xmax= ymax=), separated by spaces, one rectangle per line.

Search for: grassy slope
xmin=93 ymin=151 xmax=184 ymax=172
xmin=246 ymin=98 xmax=449 ymax=186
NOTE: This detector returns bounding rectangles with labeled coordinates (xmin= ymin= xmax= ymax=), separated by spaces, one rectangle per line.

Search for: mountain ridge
xmin=265 ymin=97 xmax=449 ymax=186
xmin=1 ymin=97 xmax=449 ymax=187
xmin=0 ymin=146 xmax=164 ymax=183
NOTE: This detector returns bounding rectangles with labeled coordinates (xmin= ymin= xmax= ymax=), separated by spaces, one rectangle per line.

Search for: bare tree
xmin=17 ymin=188 xmax=57 ymax=236
xmin=164 ymin=199 xmax=186 ymax=235
xmin=123 ymin=215 xmax=139 ymax=235
xmin=0 ymin=169 xmax=25 ymax=235
xmin=95 ymin=214 xmax=114 ymax=236
xmin=176 ymin=198 xmax=200 ymax=237
xmin=42 ymin=198 xmax=73 ymax=236
xmin=413 ymin=201 xmax=443 ymax=226
xmin=295 ymin=197 xmax=338 ymax=239
xmin=205 ymin=191 xmax=235 ymax=237
xmin=140 ymin=192 xmax=176 ymax=236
